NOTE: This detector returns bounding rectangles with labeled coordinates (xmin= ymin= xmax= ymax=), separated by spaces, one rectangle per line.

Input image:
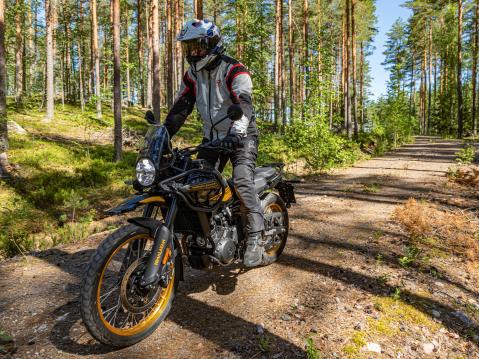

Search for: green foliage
xmin=370 ymin=93 xmax=417 ymax=149
xmin=285 ymin=116 xmax=362 ymax=171
xmin=258 ymin=335 xmax=270 ymax=352
xmin=399 ymin=245 xmax=421 ymax=267
xmin=455 ymin=145 xmax=476 ymax=165
xmin=305 ymin=336 xmax=322 ymax=359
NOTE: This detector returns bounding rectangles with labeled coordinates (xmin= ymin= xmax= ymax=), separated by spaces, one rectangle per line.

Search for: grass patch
xmin=362 ymin=183 xmax=381 ymax=193
xmin=393 ymin=198 xmax=479 ymax=262
xmin=342 ymin=296 xmax=441 ymax=357
xmin=305 ymin=336 xmax=322 ymax=359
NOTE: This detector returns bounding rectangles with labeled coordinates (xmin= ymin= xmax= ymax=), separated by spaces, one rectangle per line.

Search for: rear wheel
xmin=80 ymin=225 xmax=179 ymax=347
xmin=261 ymin=192 xmax=289 ymax=265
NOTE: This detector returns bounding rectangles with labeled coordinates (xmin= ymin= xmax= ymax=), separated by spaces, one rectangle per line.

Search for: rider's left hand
xmin=216 ymin=134 xmax=242 ymax=150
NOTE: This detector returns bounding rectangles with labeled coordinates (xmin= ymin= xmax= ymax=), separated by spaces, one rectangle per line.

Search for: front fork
xmin=135 ymin=197 xmax=178 ymax=288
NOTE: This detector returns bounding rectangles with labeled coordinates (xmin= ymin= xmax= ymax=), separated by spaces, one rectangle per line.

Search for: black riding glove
xmin=217 ymin=134 xmax=242 ymax=150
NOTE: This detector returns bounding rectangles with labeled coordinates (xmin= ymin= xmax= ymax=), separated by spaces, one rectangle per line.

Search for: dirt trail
xmin=1 ymin=137 xmax=479 ymax=358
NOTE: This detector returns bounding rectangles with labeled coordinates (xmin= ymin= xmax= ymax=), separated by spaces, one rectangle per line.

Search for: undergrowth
xmin=393 ymin=198 xmax=479 ymax=262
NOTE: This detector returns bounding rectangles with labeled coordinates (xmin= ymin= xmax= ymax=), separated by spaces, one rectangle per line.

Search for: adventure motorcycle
xmin=80 ymin=106 xmax=296 ymax=347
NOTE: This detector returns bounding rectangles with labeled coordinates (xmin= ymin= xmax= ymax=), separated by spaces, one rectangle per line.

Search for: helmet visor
xmin=181 ymin=39 xmax=209 ymax=61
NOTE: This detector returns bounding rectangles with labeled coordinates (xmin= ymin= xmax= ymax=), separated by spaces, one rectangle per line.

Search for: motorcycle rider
xmin=163 ymin=19 xmax=265 ymax=267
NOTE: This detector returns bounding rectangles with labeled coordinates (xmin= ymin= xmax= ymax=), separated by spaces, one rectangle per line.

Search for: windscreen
xmin=138 ymin=125 xmax=172 ymax=170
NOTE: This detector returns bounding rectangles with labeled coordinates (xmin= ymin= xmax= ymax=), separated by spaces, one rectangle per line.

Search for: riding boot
xmin=244 ymin=232 xmax=265 ymax=267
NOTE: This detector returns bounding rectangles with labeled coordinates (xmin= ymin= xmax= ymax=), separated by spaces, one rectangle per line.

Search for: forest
xmin=0 ymin=0 xmax=478 ymax=165
xmin=0 ymin=0 xmax=477 ymax=253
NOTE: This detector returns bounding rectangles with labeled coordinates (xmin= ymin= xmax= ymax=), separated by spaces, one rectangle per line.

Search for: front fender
xmin=106 ymin=194 xmax=166 ymax=215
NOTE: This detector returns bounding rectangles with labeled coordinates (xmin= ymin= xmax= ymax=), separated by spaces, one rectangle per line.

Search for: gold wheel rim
xmin=265 ymin=203 xmax=286 ymax=256
xmin=96 ymin=234 xmax=175 ymax=336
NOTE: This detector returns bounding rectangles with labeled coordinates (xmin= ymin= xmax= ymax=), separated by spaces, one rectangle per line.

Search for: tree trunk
xmin=77 ymin=0 xmax=85 ymax=111
xmin=146 ymin=1 xmax=152 ymax=107
xmin=359 ymin=41 xmax=364 ymax=132
xmin=112 ymin=0 xmax=122 ymax=161
xmin=125 ymin=6 xmax=131 ymax=106
xmin=194 ymin=0 xmax=203 ymax=19
xmin=15 ymin=0 xmax=23 ymax=106
xmin=288 ymin=0 xmax=294 ymax=123
xmin=317 ymin=0 xmax=322 ymax=114
xmin=151 ymin=0 xmax=161 ymax=121
xmin=473 ymin=0 xmax=478 ymax=137
xmin=457 ymin=0 xmax=463 ymax=138
xmin=45 ymin=0 xmax=55 ymax=121
xmin=343 ymin=0 xmax=351 ymax=138
xmin=166 ymin=0 xmax=173 ymax=108
xmin=137 ymin=0 xmax=144 ymax=106
xmin=91 ymin=0 xmax=102 ymax=119
xmin=351 ymin=0 xmax=358 ymax=138
xmin=274 ymin=0 xmax=282 ymax=130
xmin=0 ymin=0 xmax=8 ymax=175
xmin=302 ymin=0 xmax=308 ymax=120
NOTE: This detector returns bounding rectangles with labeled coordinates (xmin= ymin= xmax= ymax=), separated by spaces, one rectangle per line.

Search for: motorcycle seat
xmin=253 ymin=166 xmax=277 ymax=193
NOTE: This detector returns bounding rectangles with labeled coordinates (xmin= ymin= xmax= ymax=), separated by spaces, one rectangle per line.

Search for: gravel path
xmin=1 ymin=136 xmax=478 ymax=358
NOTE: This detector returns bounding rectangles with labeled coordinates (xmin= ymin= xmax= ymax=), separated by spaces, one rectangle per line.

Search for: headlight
xmin=136 ymin=158 xmax=156 ymax=186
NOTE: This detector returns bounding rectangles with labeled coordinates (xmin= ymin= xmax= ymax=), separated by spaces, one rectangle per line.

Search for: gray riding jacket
xmin=164 ymin=55 xmax=258 ymax=141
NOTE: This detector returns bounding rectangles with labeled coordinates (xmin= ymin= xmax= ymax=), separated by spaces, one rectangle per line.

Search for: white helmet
xmin=177 ymin=19 xmax=224 ymax=72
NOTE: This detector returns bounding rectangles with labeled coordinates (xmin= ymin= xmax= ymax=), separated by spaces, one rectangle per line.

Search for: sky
xmin=369 ymin=0 xmax=412 ymax=99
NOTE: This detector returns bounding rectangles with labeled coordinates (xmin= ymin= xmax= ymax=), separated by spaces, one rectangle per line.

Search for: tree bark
xmin=146 ymin=1 xmax=152 ymax=107
xmin=351 ymin=0 xmax=358 ymax=138
xmin=91 ymin=0 xmax=102 ymax=119
xmin=473 ymin=0 xmax=478 ymax=137
xmin=125 ymin=6 xmax=131 ymax=106
xmin=77 ymin=0 xmax=85 ymax=111
xmin=194 ymin=0 xmax=203 ymax=19
xmin=457 ymin=0 xmax=463 ymax=138
xmin=166 ymin=0 xmax=173 ymax=108
xmin=274 ymin=0 xmax=282 ymax=130
xmin=0 ymin=0 xmax=8 ymax=175
xmin=288 ymin=0 xmax=295 ymax=123
xmin=137 ymin=0 xmax=144 ymax=106
xmin=45 ymin=0 xmax=55 ymax=121
xmin=151 ymin=0 xmax=161 ymax=121
xmin=15 ymin=0 xmax=23 ymax=106
xmin=302 ymin=0 xmax=308 ymax=120
xmin=112 ymin=0 xmax=122 ymax=161
xmin=317 ymin=0 xmax=322 ymax=114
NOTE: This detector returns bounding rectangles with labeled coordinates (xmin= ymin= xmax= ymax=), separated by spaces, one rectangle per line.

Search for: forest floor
xmin=1 ymin=136 xmax=479 ymax=358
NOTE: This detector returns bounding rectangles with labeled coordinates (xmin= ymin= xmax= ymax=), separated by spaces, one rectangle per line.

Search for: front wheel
xmin=261 ymin=192 xmax=289 ymax=265
xmin=80 ymin=224 xmax=179 ymax=347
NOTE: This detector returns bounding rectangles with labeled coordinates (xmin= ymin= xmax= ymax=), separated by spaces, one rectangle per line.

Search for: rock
xmin=434 ymin=281 xmax=445 ymax=288
xmin=451 ymin=311 xmax=473 ymax=326
xmin=27 ymin=338 xmax=35 ymax=345
xmin=7 ymin=121 xmax=27 ymax=135
xmin=423 ymin=343 xmax=435 ymax=355
xmin=354 ymin=322 xmax=364 ymax=331
xmin=334 ymin=297 xmax=340 ymax=304
xmin=35 ymin=324 xmax=47 ymax=333
xmin=431 ymin=310 xmax=441 ymax=318
xmin=472 ymin=335 xmax=479 ymax=343
xmin=55 ymin=312 xmax=69 ymax=322
xmin=364 ymin=342 xmax=381 ymax=353
xmin=310 ymin=326 xmax=318 ymax=334
xmin=281 ymin=314 xmax=292 ymax=322
xmin=256 ymin=324 xmax=265 ymax=335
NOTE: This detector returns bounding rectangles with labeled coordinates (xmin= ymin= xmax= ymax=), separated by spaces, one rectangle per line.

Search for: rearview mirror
xmin=227 ymin=105 xmax=243 ymax=121
xmin=145 ymin=110 xmax=156 ymax=125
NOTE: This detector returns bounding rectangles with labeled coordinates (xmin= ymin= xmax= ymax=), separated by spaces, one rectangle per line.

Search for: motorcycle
xmin=80 ymin=106 xmax=296 ymax=347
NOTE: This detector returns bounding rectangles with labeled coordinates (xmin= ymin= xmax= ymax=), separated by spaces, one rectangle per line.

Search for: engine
xmin=210 ymin=211 xmax=238 ymax=264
